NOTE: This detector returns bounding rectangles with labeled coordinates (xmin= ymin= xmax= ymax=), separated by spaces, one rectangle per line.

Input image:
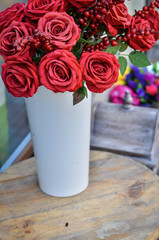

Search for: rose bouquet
xmin=0 ymin=0 xmax=159 ymax=105
xmin=110 ymin=64 xmax=159 ymax=107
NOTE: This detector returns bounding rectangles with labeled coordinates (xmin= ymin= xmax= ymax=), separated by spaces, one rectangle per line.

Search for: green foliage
xmin=118 ymin=56 xmax=127 ymax=76
xmin=119 ymin=42 xmax=128 ymax=52
xmin=98 ymin=24 xmax=106 ymax=34
xmin=105 ymin=45 xmax=121 ymax=55
xmin=129 ymin=51 xmax=151 ymax=67
xmin=153 ymin=62 xmax=159 ymax=73
xmin=104 ymin=42 xmax=128 ymax=55
xmin=73 ymin=82 xmax=88 ymax=105
xmin=32 ymin=48 xmax=46 ymax=66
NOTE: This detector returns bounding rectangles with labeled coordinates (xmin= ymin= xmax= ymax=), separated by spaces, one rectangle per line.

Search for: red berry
xmin=90 ymin=9 xmax=94 ymax=14
xmin=126 ymin=33 xmax=131 ymax=39
xmin=143 ymin=6 xmax=148 ymax=11
xmin=138 ymin=10 xmax=142 ymax=15
xmin=100 ymin=8 xmax=107 ymax=14
xmin=111 ymin=40 xmax=118 ymax=46
xmin=90 ymin=23 xmax=96 ymax=28
xmin=104 ymin=40 xmax=110 ymax=46
xmin=123 ymin=36 xmax=128 ymax=41
xmin=137 ymin=34 xmax=142 ymax=39
xmin=97 ymin=2 xmax=102 ymax=6
xmin=131 ymin=28 xmax=137 ymax=34
xmin=117 ymin=36 xmax=122 ymax=41
xmin=145 ymin=30 xmax=150 ymax=36
xmin=84 ymin=11 xmax=90 ymax=17
xmin=79 ymin=18 xmax=84 ymax=24
xmin=95 ymin=14 xmax=102 ymax=20
xmin=99 ymin=41 xmax=104 ymax=47
xmin=94 ymin=6 xmax=98 ymax=11
xmin=103 ymin=37 xmax=109 ymax=42
xmin=95 ymin=43 xmax=99 ymax=49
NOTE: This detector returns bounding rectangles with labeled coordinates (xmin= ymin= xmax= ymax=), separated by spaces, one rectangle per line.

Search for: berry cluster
xmin=79 ymin=0 xmax=159 ymax=53
xmin=78 ymin=0 xmax=124 ymax=38
xmin=13 ymin=30 xmax=56 ymax=53
xmin=137 ymin=0 xmax=159 ymax=17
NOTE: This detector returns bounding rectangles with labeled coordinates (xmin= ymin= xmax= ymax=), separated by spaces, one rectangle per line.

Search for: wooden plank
xmin=91 ymin=102 xmax=158 ymax=158
xmin=13 ymin=140 xmax=33 ymax=165
xmin=0 ymin=151 xmax=159 ymax=239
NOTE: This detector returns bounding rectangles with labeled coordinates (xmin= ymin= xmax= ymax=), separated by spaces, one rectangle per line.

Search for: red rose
xmin=38 ymin=12 xmax=80 ymax=51
xmin=0 ymin=21 xmax=35 ymax=60
xmin=146 ymin=85 xmax=158 ymax=96
xmin=80 ymin=51 xmax=120 ymax=93
xmin=25 ymin=0 xmax=65 ymax=22
xmin=0 ymin=3 xmax=25 ymax=33
xmin=144 ymin=10 xmax=159 ymax=41
xmin=2 ymin=57 xmax=39 ymax=98
xmin=39 ymin=50 xmax=82 ymax=93
xmin=104 ymin=3 xmax=132 ymax=36
xmin=67 ymin=0 xmax=96 ymax=11
xmin=127 ymin=16 xmax=155 ymax=52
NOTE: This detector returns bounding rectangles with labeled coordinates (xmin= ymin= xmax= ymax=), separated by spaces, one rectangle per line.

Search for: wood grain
xmin=0 ymin=151 xmax=159 ymax=240
xmin=91 ymin=102 xmax=159 ymax=169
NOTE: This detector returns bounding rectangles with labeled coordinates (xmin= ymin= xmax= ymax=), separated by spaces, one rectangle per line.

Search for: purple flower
xmin=136 ymin=88 xmax=145 ymax=97
xmin=131 ymin=65 xmax=140 ymax=74
xmin=125 ymin=73 xmax=132 ymax=81
xmin=144 ymin=94 xmax=149 ymax=100
xmin=156 ymin=94 xmax=159 ymax=101
xmin=127 ymin=80 xmax=138 ymax=89
xmin=144 ymin=73 xmax=156 ymax=83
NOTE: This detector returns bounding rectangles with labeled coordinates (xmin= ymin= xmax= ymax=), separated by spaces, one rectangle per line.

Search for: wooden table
xmin=1 ymin=150 xmax=159 ymax=240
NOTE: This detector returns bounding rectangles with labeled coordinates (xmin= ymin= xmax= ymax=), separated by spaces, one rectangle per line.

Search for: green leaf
xmin=106 ymin=45 xmax=121 ymax=55
xmin=73 ymin=85 xmax=88 ymax=105
xmin=153 ymin=62 xmax=159 ymax=73
xmin=98 ymin=24 xmax=106 ymax=34
xmin=32 ymin=48 xmax=46 ymax=66
xmin=119 ymin=43 xmax=128 ymax=52
xmin=75 ymin=44 xmax=83 ymax=60
xmin=118 ymin=56 xmax=127 ymax=76
xmin=129 ymin=51 xmax=151 ymax=67
xmin=140 ymin=97 xmax=147 ymax=103
xmin=138 ymin=83 xmax=142 ymax=88
xmin=78 ymin=38 xmax=88 ymax=43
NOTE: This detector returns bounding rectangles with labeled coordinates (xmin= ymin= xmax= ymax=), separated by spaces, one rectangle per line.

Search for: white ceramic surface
xmin=25 ymin=86 xmax=91 ymax=197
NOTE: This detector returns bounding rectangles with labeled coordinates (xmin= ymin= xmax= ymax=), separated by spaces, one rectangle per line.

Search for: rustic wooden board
xmin=91 ymin=102 xmax=158 ymax=157
xmin=91 ymin=102 xmax=159 ymax=169
xmin=0 ymin=151 xmax=159 ymax=240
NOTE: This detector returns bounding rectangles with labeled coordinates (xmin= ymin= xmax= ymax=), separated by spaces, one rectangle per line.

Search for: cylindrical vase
xmin=25 ymin=86 xmax=91 ymax=197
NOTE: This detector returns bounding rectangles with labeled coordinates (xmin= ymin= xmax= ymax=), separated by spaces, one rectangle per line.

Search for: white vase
xmin=25 ymin=86 xmax=91 ymax=197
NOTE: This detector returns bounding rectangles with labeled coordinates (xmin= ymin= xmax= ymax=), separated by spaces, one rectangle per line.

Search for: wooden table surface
xmin=0 ymin=150 xmax=159 ymax=240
